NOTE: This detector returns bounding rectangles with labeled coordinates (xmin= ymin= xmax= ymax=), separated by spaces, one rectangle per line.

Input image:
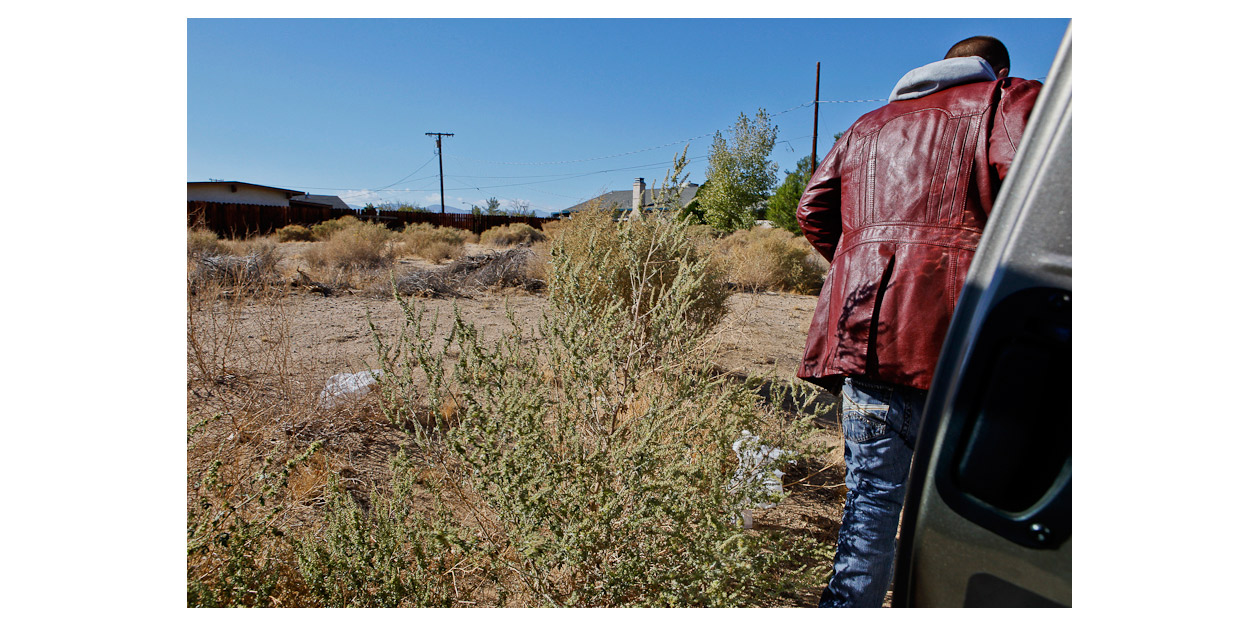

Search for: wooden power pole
xmin=425 ymin=132 xmax=454 ymax=214
xmin=811 ymin=62 xmax=820 ymax=175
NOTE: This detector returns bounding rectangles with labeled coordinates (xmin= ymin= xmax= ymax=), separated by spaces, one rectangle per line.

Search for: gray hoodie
xmin=888 ymin=56 xmax=997 ymax=103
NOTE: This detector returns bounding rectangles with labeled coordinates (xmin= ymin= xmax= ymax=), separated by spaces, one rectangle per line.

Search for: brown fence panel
xmin=189 ymin=201 xmax=551 ymax=238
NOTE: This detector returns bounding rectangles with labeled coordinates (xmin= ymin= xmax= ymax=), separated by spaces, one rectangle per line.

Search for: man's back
xmin=797 ymin=74 xmax=1041 ymax=391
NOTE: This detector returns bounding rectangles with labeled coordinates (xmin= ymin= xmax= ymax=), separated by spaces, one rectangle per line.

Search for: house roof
xmin=555 ymin=183 xmax=701 ymax=217
xmin=291 ymin=194 xmax=352 ymax=210
xmin=187 ymin=181 xmax=306 ymax=197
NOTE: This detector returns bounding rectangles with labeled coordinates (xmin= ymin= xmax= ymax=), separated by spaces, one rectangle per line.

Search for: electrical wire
xmin=279 ymin=97 xmax=887 ymax=199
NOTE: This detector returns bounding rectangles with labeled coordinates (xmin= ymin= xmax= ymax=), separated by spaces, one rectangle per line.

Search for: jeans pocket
xmin=842 ymin=404 xmax=890 ymax=443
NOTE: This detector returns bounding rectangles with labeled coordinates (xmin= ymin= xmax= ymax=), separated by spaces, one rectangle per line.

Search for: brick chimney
xmin=631 ymin=178 xmax=644 ymax=217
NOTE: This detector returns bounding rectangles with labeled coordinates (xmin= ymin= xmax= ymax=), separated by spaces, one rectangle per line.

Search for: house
xmin=188 ymin=180 xmax=355 ymax=236
xmin=187 ymin=181 xmax=307 ymax=207
xmin=290 ymin=194 xmax=352 ymax=211
xmin=551 ymin=178 xmax=701 ymax=219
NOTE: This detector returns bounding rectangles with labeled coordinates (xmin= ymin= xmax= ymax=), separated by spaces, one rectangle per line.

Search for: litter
xmin=318 ymin=369 xmax=383 ymax=409
xmin=731 ymin=430 xmax=794 ymax=528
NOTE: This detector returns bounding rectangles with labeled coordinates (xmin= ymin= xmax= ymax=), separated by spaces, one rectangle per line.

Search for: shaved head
xmin=945 ymin=36 xmax=1010 ymax=75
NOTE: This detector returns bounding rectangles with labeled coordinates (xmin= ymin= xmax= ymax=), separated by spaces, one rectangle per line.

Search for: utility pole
xmin=425 ymin=132 xmax=454 ymax=214
xmin=811 ymin=62 xmax=820 ymax=175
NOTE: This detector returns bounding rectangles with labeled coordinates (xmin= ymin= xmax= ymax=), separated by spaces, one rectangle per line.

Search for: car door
xmin=891 ymin=23 xmax=1073 ymax=608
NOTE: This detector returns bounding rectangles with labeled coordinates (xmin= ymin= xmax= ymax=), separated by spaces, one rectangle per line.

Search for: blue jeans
xmin=819 ymin=377 xmax=926 ymax=608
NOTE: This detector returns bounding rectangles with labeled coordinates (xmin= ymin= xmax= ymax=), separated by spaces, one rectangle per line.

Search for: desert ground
xmin=188 ymin=239 xmax=866 ymax=607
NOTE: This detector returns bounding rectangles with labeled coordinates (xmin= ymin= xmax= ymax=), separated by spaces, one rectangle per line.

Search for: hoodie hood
xmin=888 ymin=56 xmax=997 ymax=103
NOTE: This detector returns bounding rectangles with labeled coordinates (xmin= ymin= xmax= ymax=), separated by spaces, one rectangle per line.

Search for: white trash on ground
xmin=731 ymin=430 xmax=794 ymax=528
xmin=318 ymin=369 xmax=383 ymax=409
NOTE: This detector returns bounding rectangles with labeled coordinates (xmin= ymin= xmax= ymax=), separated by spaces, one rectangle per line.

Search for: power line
xmin=372 ymin=153 xmax=437 ymax=191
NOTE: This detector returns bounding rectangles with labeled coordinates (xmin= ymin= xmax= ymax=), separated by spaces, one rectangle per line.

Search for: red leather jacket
xmin=796 ymin=76 xmax=1042 ymax=391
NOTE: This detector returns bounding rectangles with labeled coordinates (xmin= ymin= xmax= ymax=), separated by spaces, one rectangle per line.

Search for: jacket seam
xmin=951 ymin=113 xmax=982 ymax=225
xmin=836 ymin=237 xmax=979 ymax=259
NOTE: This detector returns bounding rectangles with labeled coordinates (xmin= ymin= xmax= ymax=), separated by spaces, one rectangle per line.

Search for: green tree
xmin=697 ymin=109 xmax=778 ymax=232
xmin=765 ymin=157 xmax=813 ymax=234
xmin=471 ymin=197 xmax=504 ymax=216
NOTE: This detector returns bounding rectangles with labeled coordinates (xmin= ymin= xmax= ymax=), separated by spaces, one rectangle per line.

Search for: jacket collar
xmin=888 ymin=57 xmax=997 ymax=103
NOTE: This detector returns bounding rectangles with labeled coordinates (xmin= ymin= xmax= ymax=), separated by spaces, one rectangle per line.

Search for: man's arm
xmin=990 ymin=79 xmax=1043 ymax=179
xmin=797 ymin=131 xmax=851 ymax=262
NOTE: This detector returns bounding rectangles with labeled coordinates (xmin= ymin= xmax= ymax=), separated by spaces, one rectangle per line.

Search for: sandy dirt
xmin=191 ymin=243 xmax=857 ymax=606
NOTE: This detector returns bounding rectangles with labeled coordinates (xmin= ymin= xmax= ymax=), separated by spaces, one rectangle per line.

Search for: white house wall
xmin=188 ymin=183 xmax=292 ymax=206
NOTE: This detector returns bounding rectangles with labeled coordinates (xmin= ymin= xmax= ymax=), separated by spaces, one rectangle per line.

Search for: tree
xmin=765 ymin=157 xmax=812 ymax=234
xmin=696 ymin=109 xmax=778 ymax=232
xmin=471 ymin=197 xmax=504 ymax=216
xmin=506 ymin=198 xmax=533 ymax=216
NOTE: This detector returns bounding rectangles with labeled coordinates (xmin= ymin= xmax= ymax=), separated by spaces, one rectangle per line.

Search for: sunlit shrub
xmin=276 ymin=224 xmax=316 ymax=242
xmin=712 ymin=227 xmax=827 ymax=294
xmin=303 ymin=219 xmax=396 ymax=269
xmin=481 ymin=222 xmax=546 ymax=248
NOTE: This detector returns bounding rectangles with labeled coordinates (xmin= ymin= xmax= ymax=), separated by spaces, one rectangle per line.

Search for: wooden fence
xmin=188 ymin=201 xmax=552 ymax=238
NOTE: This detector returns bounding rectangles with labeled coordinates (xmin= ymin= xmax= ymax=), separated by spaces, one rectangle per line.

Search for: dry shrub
xmin=311 ymin=215 xmax=363 ymax=241
xmin=188 ymin=236 xmax=280 ymax=295
xmin=540 ymin=218 xmax=568 ymax=240
xmin=713 ymin=227 xmax=827 ymax=294
xmin=399 ymin=223 xmax=475 ymax=262
xmin=382 ymin=248 xmax=544 ymax=298
xmin=685 ymin=223 xmax=720 ymax=244
xmin=524 ymin=239 xmax=551 ymax=285
xmin=302 ymin=219 xmax=396 ymax=270
xmin=189 ymin=228 xmax=230 ymax=258
xmin=550 ymin=210 xmax=729 ymax=348
xmin=481 ymin=222 xmax=546 ymax=248
xmin=358 ymin=210 xmax=829 ymax=606
xmin=276 ymin=224 xmax=316 ymax=242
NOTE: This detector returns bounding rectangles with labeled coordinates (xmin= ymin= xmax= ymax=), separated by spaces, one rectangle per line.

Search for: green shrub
xmin=276 ymin=224 xmax=316 ymax=242
xmin=713 ymin=227 xmax=827 ymax=294
xmin=187 ymin=435 xmax=322 ymax=607
xmin=365 ymin=211 xmax=828 ymax=607
xmin=295 ymin=449 xmax=476 ymax=607
xmin=303 ymin=219 xmax=396 ymax=269
xmin=481 ymin=222 xmax=546 ymax=248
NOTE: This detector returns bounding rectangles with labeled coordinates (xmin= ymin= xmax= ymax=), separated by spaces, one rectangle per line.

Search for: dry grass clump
xmin=713 ymin=227 xmax=827 ymax=294
xmin=189 ymin=228 xmax=231 ymax=257
xmin=550 ymin=210 xmax=729 ymax=344
xmin=540 ymin=218 xmax=567 ymax=240
xmin=276 ymin=224 xmax=316 ymax=242
xmin=302 ymin=219 xmax=396 ymax=270
xmin=311 ymin=215 xmax=364 ymax=241
xmin=188 ymin=235 xmax=280 ymax=293
xmin=399 ymin=223 xmax=477 ymax=263
xmin=481 ymin=222 xmax=546 ymax=248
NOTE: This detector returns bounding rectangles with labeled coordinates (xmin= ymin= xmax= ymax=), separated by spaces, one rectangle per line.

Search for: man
xmin=796 ymin=36 xmax=1041 ymax=607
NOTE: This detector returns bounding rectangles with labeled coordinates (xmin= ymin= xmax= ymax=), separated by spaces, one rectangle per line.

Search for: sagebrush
xmin=358 ymin=211 xmax=828 ymax=607
xmin=713 ymin=227 xmax=827 ymax=294
xmin=400 ymin=222 xmax=477 ymax=262
xmin=481 ymin=223 xmax=546 ymax=248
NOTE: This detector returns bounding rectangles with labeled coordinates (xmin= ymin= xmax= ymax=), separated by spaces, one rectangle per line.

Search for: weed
xmin=366 ymin=209 xmax=829 ymax=606
xmin=481 ymin=223 xmax=546 ymax=248
xmin=400 ymin=223 xmax=476 ymax=262
xmin=303 ymin=219 xmax=396 ymax=270
xmin=311 ymin=215 xmax=364 ymax=241
xmin=189 ymin=228 xmax=230 ymax=258
xmin=713 ymin=227 xmax=827 ymax=294
xmin=276 ymin=224 xmax=316 ymax=242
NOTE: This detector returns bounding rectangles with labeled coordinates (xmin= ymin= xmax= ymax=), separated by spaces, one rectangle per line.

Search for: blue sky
xmin=188 ymin=18 xmax=1070 ymax=214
